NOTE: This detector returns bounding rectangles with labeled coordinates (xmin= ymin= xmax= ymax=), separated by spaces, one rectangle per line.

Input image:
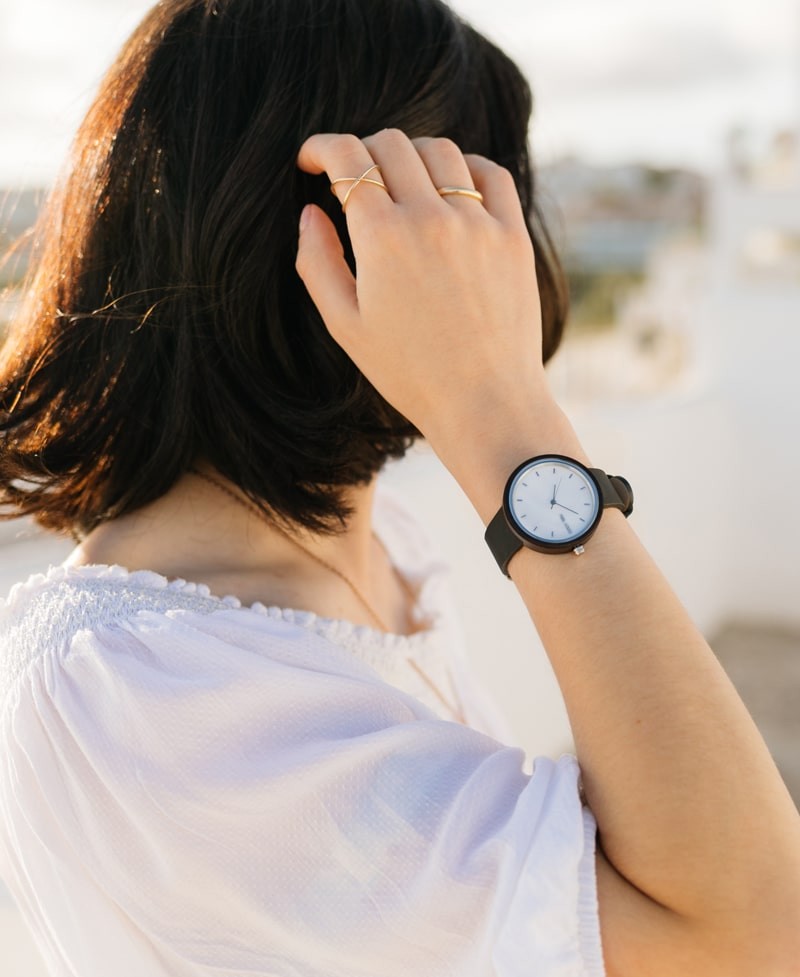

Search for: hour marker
xmin=522 ymin=482 xmax=528 ymax=487
xmin=520 ymin=514 xmax=527 ymax=519
xmin=551 ymin=531 xmax=555 ymax=537
xmin=568 ymin=473 xmax=573 ymax=479
xmin=584 ymin=503 xmax=591 ymax=506
xmin=552 ymin=468 xmax=556 ymax=474
xmin=580 ymin=518 xmax=585 ymax=523
xmin=535 ymin=472 xmax=540 ymax=478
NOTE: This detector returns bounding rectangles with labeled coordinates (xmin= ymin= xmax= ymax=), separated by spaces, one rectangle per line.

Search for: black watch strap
xmin=485 ymin=467 xmax=634 ymax=577
xmin=485 ymin=508 xmax=525 ymax=578
xmin=590 ymin=469 xmax=634 ymax=517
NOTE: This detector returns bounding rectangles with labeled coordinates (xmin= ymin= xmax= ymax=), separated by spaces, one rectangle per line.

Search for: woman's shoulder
xmin=1 ymin=565 xmax=391 ymax=714
xmin=2 ymin=562 xmax=227 ymax=633
xmin=0 ymin=560 xmax=440 ymax=721
xmin=0 ymin=481 xmax=452 ymax=719
xmin=0 ymin=565 xmax=229 ymax=706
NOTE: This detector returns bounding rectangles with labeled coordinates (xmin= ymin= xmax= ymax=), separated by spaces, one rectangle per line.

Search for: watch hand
xmin=550 ymin=478 xmax=561 ymax=508
xmin=554 ymin=501 xmax=580 ymax=516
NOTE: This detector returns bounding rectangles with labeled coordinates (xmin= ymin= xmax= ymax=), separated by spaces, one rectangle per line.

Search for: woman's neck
xmin=64 ymin=467 xmax=414 ymax=634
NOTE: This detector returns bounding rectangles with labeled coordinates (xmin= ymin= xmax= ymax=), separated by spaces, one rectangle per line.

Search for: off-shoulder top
xmin=0 ymin=482 xmax=604 ymax=976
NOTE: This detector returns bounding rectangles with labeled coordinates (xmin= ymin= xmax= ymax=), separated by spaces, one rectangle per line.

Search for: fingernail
xmin=299 ymin=204 xmax=313 ymax=234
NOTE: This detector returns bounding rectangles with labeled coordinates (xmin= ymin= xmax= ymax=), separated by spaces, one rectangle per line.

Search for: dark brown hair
xmin=0 ymin=0 xmax=569 ymax=537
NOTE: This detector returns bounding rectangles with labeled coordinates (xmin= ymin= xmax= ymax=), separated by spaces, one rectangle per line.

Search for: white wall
xmin=705 ymin=167 xmax=800 ymax=623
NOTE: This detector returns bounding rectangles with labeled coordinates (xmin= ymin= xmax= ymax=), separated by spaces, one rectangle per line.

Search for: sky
xmin=0 ymin=0 xmax=798 ymax=187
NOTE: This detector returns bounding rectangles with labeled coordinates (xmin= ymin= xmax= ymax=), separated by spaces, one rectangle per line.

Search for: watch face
xmin=505 ymin=456 xmax=601 ymax=550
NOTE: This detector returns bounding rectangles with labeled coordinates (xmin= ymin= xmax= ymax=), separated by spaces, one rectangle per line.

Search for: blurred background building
xmin=1 ymin=0 xmax=799 ymax=972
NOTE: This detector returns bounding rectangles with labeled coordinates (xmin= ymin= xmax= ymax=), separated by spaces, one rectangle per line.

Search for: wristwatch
xmin=485 ymin=454 xmax=634 ymax=575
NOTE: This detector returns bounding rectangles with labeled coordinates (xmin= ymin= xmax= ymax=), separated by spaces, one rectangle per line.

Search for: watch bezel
xmin=502 ymin=454 xmax=604 ymax=554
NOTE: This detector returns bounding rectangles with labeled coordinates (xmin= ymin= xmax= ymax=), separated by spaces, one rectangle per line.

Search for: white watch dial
xmin=507 ymin=457 xmax=600 ymax=544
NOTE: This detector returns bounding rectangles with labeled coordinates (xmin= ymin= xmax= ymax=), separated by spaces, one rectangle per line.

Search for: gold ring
xmin=437 ymin=186 xmax=484 ymax=203
xmin=330 ymin=164 xmax=390 ymax=212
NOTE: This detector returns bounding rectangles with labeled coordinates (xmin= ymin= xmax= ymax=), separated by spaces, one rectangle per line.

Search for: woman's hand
xmin=295 ymin=130 xmax=552 ymax=454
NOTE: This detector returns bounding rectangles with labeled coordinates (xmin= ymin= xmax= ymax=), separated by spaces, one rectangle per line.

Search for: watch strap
xmin=485 ymin=507 xmax=523 ymax=578
xmin=588 ymin=469 xmax=634 ymax=517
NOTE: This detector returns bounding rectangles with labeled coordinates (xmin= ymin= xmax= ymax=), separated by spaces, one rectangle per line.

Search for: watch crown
xmin=573 ymin=545 xmax=586 ymax=556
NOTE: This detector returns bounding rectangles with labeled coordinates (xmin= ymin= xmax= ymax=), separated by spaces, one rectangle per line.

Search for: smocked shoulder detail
xmin=0 ymin=562 xmax=446 ymax=716
xmin=0 ymin=566 xmax=225 ymax=712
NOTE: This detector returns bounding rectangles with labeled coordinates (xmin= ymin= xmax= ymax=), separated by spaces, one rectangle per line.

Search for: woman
xmin=1 ymin=1 xmax=798 ymax=975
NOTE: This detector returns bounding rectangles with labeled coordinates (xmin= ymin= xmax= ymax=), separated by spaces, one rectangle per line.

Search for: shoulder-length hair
xmin=0 ymin=0 xmax=568 ymax=537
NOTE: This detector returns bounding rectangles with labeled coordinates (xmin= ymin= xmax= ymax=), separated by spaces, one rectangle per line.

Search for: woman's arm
xmin=434 ymin=400 xmax=800 ymax=977
xmin=296 ymin=129 xmax=800 ymax=976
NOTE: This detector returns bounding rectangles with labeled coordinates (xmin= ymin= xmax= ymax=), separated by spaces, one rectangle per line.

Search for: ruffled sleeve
xmin=0 ymin=581 xmax=604 ymax=977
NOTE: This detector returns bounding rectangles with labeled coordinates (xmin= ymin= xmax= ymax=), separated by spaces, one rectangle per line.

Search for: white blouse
xmin=0 ymin=484 xmax=605 ymax=977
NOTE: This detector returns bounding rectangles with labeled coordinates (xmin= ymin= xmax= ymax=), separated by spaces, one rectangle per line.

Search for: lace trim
xmin=0 ymin=563 xmax=448 ymax=716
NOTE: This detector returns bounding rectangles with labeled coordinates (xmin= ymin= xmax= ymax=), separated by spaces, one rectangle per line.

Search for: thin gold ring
xmin=437 ymin=186 xmax=484 ymax=203
xmin=330 ymin=164 xmax=390 ymax=212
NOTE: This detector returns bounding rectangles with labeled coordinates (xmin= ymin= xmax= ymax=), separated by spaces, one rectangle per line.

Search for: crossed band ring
xmin=330 ymin=164 xmax=390 ymax=212
xmin=330 ymin=166 xmax=485 ymax=212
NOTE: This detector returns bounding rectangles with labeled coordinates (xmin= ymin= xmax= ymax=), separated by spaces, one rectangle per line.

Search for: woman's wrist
xmin=425 ymin=393 xmax=592 ymax=525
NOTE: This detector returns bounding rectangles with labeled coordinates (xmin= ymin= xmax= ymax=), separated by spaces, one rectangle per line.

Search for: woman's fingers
xmin=464 ymin=154 xmax=528 ymax=228
xmin=300 ymin=130 xmax=491 ymax=215
xmin=360 ymin=129 xmax=440 ymax=205
xmin=298 ymin=133 xmax=394 ymax=220
xmin=298 ymin=132 xmax=524 ymax=229
xmin=413 ymin=137 xmax=487 ymax=212
xmin=295 ymin=204 xmax=359 ymax=341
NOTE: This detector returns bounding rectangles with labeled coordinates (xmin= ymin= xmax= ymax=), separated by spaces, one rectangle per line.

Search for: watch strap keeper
xmin=588 ymin=469 xmax=634 ymax=517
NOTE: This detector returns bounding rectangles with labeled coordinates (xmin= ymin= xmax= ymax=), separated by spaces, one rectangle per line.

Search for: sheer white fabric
xmin=0 ymin=484 xmax=605 ymax=976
